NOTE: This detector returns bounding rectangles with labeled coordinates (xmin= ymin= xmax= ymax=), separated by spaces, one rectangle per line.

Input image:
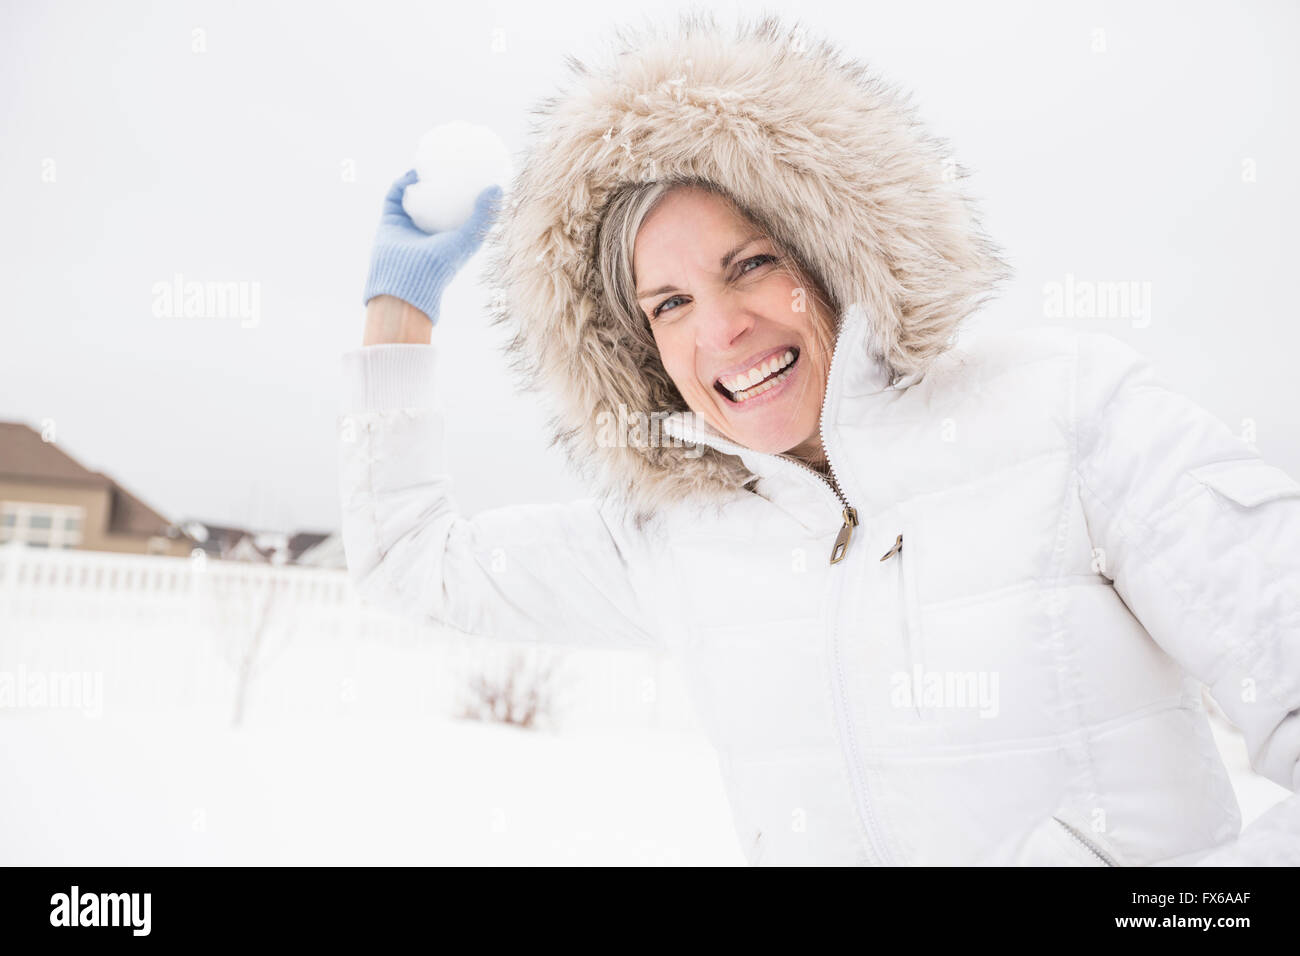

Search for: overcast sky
xmin=3 ymin=0 xmax=1297 ymax=534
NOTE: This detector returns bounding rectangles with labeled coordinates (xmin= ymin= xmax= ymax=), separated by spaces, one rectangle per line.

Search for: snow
xmin=402 ymin=121 xmax=512 ymax=234
xmin=0 ymin=554 xmax=745 ymax=865
xmin=0 ymin=712 xmax=743 ymax=866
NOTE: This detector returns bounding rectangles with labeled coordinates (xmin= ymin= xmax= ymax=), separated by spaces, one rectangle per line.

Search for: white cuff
xmin=340 ymin=343 xmax=439 ymax=412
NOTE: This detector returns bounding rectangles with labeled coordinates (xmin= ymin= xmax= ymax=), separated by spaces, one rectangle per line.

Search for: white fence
xmin=0 ymin=545 xmax=698 ymax=732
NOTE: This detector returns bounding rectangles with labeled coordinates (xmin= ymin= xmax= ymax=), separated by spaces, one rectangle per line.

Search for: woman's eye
xmin=653 ymin=295 xmax=685 ymax=318
xmin=739 ymin=253 xmax=777 ymax=274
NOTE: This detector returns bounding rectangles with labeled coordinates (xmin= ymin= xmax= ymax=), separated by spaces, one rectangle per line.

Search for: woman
xmin=340 ymin=13 xmax=1300 ymax=865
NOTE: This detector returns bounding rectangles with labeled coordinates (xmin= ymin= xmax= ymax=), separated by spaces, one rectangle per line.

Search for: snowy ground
xmin=0 ymin=711 xmax=745 ymax=866
xmin=0 ymin=700 xmax=1287 ymax=866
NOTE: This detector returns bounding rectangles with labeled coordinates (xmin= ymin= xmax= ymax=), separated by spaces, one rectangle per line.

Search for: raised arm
xmin=338 ymin=339 xmax=664 ymax=651
xmin=338 ymin=170 xmax=664 ymax=652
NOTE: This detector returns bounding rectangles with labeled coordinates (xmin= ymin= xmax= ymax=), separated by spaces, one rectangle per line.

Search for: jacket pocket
xmin=881 ymin=522 xmax=924 ymax=718
xmin=1188 ymin=459 xmax=1300 ymax=508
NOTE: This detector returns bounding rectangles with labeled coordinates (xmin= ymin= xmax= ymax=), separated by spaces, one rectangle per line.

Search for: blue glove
xmin=361 ymin=169 xmax=503 ymax=325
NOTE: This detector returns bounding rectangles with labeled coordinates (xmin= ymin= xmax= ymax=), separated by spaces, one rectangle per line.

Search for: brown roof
xmin=0 ymin=420 xmax=192 ymax=539
xmin=0 ymin=421 xmax=109 ymax=487
xmin=288 ymin=531 xmax=330 ymax=560
xmin=107 ymin=483 xmax=177 ymax=538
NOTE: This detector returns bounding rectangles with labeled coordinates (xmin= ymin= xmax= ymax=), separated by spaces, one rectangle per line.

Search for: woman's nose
xmin=696 ymin=302 xmax=756 ymax=351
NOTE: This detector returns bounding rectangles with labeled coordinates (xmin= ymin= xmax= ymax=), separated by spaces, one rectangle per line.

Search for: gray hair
xmin=596 ymin=178 xmax=839 ymax=403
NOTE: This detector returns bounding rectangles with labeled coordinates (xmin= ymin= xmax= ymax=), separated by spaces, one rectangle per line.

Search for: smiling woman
xmin=596 ymin=179 xmax=839 ymax=470
xmin=341 ymin=10 xmax=1300 ymax=867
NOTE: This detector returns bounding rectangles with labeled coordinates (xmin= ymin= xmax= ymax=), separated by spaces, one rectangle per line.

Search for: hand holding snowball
xmin=361 ymin=169 xmax=504 ymax=326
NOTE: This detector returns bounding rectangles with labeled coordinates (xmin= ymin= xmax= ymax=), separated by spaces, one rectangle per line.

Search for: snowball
xmin=401 ymin=121 xmax=513 ymax=234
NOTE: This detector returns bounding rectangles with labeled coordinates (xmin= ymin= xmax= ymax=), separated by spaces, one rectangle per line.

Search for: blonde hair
xmin=596 ymin=178 xmax=840 ymax=415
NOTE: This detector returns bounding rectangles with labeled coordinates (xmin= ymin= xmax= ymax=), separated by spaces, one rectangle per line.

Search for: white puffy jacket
xmin=338 ymin=301 xmax=1300 ymax=866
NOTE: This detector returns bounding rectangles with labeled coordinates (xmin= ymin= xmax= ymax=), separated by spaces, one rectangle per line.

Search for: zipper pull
xmin=829 ymin=507 xmax=858 ymax=565
xmin=879 ymin=533 xmax=903 ymax=562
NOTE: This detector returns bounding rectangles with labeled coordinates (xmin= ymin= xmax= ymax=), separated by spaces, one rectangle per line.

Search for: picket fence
xmin=0 ymin=545 xmax=697 ymax=732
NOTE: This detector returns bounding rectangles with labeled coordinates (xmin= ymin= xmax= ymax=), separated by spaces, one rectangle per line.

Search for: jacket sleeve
xmin=337 ymin=342 xmax=665 ymax=652
xmin=1072 ymin=331 xmax=1300 ymax=865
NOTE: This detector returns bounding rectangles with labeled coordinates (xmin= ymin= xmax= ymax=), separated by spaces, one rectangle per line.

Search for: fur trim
xmin=481 ymin=10 xmax=1011 ymax=527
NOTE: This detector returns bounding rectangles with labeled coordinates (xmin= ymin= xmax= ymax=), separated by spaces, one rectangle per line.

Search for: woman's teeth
xmin=722 ymin=349 xmax=797 ymax=403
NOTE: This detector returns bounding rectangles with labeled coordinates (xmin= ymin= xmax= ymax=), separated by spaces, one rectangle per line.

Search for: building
xmin=0 ymin=420 xmax=198 ymax=556
xmin=181 ymin=522 xmax=258 ymax=562
xmin=287 ymin=531 xmax=331 ymax=564
xmin=293 ymin=532 xmax=346 ymax=569
xmin=178 ymin=522 xmax=339 ymax=566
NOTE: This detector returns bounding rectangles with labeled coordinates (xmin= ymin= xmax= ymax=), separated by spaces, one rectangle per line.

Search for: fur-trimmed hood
xmin=481 ymin=10 xmax=1010 ymax=524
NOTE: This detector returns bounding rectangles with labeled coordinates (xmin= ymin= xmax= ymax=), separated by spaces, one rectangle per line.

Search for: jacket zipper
xmin=1052 ymin=816 xmax=1119 ymax=867
xmin=744 ymin=439 xmax=893 ymax=866
xmin=776 ymin=451 xmax=857 ymax=565
xmin=808 ymin=322 xmax=897 ymax=866
xmin=663 ymin=315 xmax=898 ymax=866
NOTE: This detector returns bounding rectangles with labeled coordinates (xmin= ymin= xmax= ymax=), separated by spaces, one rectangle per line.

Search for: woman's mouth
xmin=714 ymin=347 xmax=800 ymax=406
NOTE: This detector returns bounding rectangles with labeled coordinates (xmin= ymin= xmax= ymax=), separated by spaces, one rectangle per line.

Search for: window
xmin=0 ymin=502 xmax=87 ymax=548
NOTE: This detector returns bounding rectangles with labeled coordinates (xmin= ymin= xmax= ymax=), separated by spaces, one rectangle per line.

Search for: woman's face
xmin=634 ymin=187 xmax=832 ymax=460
